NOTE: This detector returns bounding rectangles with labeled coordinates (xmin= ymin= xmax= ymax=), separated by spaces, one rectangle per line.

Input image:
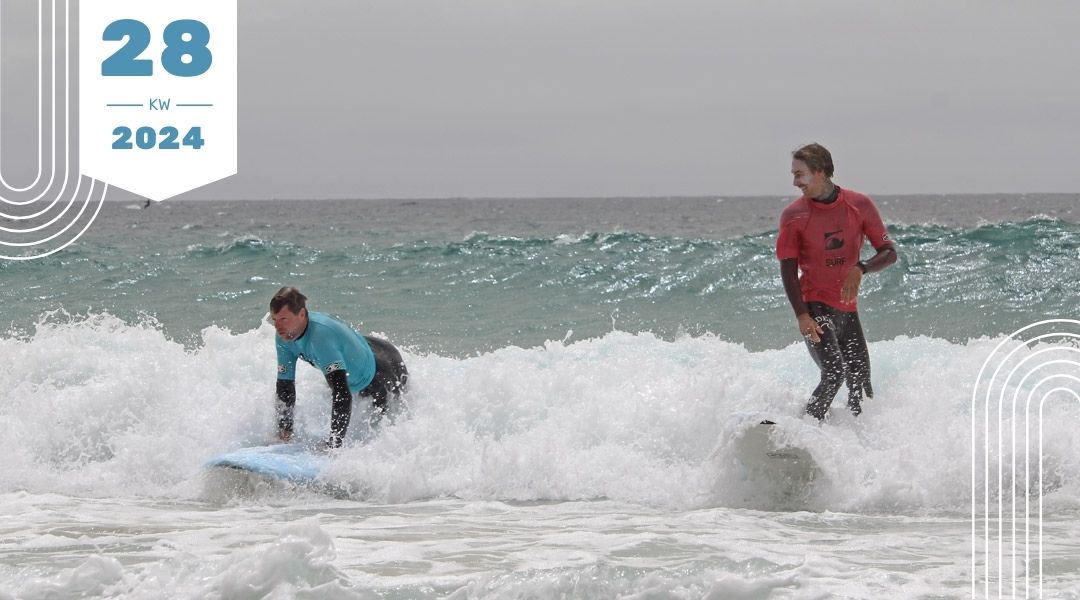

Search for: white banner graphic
xmin=79 ymin=0 xmax=237 ymax=201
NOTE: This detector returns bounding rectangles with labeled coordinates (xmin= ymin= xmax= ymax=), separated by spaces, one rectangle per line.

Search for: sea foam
xmin=1 ymin=314 xmax=1077 ymax=514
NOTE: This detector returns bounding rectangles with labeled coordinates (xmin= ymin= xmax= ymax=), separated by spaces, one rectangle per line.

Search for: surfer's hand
xmin=841 ymin=267 xmax=862 ymax=303
xmin=797 ymin=313 xmax=822 ymax=344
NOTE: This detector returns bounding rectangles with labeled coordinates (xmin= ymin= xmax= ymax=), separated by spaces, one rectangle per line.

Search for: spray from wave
xmin=1 ymin=313 xmax=1077 ymax=514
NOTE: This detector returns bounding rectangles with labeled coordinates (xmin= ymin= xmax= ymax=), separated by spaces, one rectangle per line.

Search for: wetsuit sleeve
xmin=780 ymin=258 xmax=809 ymax=316
xmin=325 ymin=369 xmax=353 ymax=448
xmin=276 ymin=379 xmax=296 ymax=436
xmin=853 ymin=196 xmax=897 ymax=273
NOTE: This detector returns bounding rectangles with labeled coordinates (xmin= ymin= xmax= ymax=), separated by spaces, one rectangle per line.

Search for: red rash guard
xmin=775 ymin=187 xmax=892 ymax=312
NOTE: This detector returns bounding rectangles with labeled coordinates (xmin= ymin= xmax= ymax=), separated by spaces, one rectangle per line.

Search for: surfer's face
xmin=272 ymin=306 xmax=307 ymax=341
xmin=791 ymin=159 xmax=829 ymax=199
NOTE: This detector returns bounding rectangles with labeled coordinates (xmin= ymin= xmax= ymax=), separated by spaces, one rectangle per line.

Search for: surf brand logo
xmin=277 ymin=365 xmax=287 ymax=374
xmin=325 ymin=362 xmax=343 ymax=374
xmin=812 ymin=314 xmax=833 ymax=331
xmin=971 ymin=319 xmax=1080 ymax=599
xmin=823 ymin=229 xmax=845 ymax=250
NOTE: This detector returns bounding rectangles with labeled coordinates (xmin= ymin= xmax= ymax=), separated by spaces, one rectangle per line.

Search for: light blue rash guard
xmin=275 ymin=311 xmax=376 ymax=394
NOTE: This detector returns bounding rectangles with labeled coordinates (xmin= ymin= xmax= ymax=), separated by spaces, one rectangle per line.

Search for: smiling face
xmin=791 ymin=159 xmax=831 ymax=199
xmin=271 ymin=306 xmax=308 ymax=341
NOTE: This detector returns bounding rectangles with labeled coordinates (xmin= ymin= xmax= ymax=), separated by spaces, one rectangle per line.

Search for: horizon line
xmin=107 ymin=191 xmax=1080 ymax=203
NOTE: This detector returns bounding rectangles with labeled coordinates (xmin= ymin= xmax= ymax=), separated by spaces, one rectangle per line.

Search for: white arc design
xmin=0 ymin=0 xmax=107 ymax=261
xmin=971 ymin=319 xmax=1080 ymax=599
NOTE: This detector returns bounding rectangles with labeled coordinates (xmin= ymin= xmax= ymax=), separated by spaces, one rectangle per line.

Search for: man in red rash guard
xmin=776 ymin=143 xmax=897 ymax=420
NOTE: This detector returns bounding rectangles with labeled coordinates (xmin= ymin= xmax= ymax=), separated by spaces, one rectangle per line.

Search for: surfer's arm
xmin=842 ymin=244 xmax=897 ymax=302
xmin=858 ymin=243 xmax=897 ymax=274
xmin=325 ymin=369 xmax=353 ymax=449
xmin=780 ymin=258 xmax=807 ymax=316
xmin=276 ymin=379 xmax=296 ymax=441
xmin=780 ymin=258 xmax=822 ymax=342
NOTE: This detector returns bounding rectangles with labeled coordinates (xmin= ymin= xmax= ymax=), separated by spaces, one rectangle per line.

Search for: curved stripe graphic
xmin=970 ymin=319 xmax=1080 ymax=598
xmin=0 ymin=0 xmax=107 ymax=261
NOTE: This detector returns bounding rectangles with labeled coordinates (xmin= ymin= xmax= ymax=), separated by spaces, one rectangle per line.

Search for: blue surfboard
xmin=205 ymin=443 xmax=328 ymax=483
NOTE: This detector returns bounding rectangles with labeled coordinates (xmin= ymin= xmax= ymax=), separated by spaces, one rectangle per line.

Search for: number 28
xmin=101 ymin=19 xmax=212 ymax=77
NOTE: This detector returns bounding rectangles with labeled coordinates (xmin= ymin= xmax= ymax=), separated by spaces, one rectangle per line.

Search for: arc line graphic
xmin=1035 ymin=386 xmax=1080 ymax=599
xmin=0 ymin=179 xmax=107 ymax=260
xmin=0 ymin=0 xmax=52 ymax=196
xmin=0 ymin=0 xmax=108 ymax=260
xmin=1010 ymin=365 xmax=1080 ymax=597
xmin=0 ymin=0 xmax=73 ymax=216
xmin=0 ymin=173 xmax=93 ymax=247
xmin=997 ymin=346 xmax=1080 ymax=596
xmin=970 ymin=319 xmax=1080 ymax=599
xmin=986 ymin=337 xmax=1077 ymax=599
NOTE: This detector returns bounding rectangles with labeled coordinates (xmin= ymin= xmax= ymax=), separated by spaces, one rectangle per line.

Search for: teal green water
xmin=2 ymin=197 xmax=1078 ymax=353
xmin=3 ymin=197 xmax=1080 ymax=599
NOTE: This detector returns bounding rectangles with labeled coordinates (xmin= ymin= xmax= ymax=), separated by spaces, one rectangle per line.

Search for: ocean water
xmin=2 ymin=195 xmax=1079 ymax=599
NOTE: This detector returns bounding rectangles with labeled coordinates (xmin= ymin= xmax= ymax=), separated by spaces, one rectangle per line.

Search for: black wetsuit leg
xmin=358 ymin=335 xmax=409 ymax=412
xmin=804 ymin=303 xmax=846 ymax=420
xmin=837 ymin=309 xmax=873 ymax=416
xmin=803 ymin=302 xmax=872 ymax=420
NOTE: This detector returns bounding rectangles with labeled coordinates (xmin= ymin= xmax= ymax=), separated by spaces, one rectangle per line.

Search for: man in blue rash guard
xmin=269 ymin=287 xmax=409 ymax=450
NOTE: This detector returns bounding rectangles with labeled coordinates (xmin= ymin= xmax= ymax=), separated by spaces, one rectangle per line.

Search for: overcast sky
xmin=3 ymin=1 xmax=1080 ymax=200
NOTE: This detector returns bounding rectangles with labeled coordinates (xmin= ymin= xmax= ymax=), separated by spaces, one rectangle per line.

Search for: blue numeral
xmin=162 ymin=20 xmax=213 ymax=77
xmin=112 ymin=126 xmax=204 ymax=150
xmin=101 ymin=19 xmax=212 ymax=77
xmin=135 ymin=127 xmax=156 ymax=149
xmin=102 ymin=20 xmax=152 ymax=76
xmin=183 ymin=127 xmax=205 ymax=150
xmin=159 ymin=127 xmax=180 ymax=149
xmin=112 ymin=126 xmax=133 ymax=149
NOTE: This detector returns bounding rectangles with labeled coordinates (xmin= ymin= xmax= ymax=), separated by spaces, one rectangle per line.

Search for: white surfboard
xmin=727 ymin=414 xmax=820 ymax=488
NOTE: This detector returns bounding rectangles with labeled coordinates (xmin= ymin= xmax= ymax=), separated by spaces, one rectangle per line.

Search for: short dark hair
xmin=792 ymin=143 xmax=834 ymax=178
xmin=270 ymin=286 xmax=307 ymax=314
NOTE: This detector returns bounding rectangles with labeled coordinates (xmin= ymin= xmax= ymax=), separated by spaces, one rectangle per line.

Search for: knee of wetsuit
xmin=821 ymin=371 xmax=845 ymax=386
